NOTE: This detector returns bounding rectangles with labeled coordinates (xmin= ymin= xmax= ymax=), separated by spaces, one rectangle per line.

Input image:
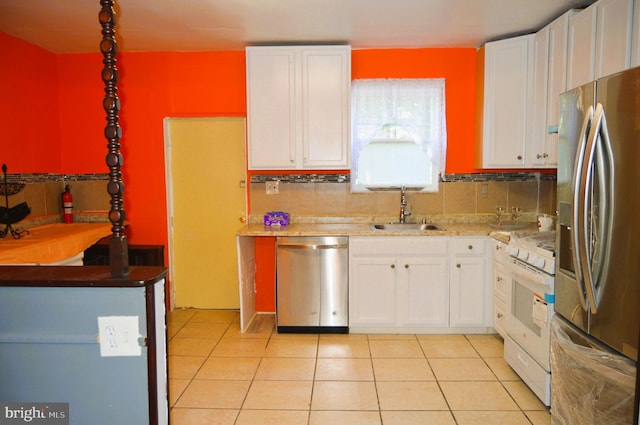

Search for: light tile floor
xmin=168 ymin=309 xmax=551 ymax=425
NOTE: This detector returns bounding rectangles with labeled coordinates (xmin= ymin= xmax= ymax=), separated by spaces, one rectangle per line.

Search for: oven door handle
xmin=571 ymin=105 xmax=593 ymax=312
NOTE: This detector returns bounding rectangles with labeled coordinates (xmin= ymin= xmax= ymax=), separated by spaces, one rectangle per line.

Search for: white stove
xmin=502 ymin=230 xmax=556 ymax=406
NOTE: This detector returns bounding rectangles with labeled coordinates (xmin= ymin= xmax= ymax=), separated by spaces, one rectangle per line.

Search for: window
xmin=351 ymin=78 xmax=447 ymax=192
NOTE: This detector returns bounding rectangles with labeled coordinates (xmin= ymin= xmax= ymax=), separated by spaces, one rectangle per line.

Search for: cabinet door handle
xmin=497 ymin=312 xmax=503 ymax=318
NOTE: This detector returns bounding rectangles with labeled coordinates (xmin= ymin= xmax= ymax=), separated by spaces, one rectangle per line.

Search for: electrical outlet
xmin=97 ymin=316 xmax=142 ymax=357
xmin=481 ymin=183 xmax=488 ymax=198
xmin=266 ymin=180 xmax=279 ymax=195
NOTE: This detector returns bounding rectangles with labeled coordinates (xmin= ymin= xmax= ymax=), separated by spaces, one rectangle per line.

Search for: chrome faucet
xmin=399 ymin=185 xmax=411 ymax=223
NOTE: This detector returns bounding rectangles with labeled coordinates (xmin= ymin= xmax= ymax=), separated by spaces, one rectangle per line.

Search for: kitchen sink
xmin=369 ymin=222 xmax=446 ymax=232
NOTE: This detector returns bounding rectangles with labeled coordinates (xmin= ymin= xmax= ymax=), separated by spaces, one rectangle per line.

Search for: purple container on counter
xmin=264 ymin=211 xmax=289 ymax=226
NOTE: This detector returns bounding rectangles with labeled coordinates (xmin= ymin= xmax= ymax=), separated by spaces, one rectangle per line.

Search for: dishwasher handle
xmin=277 ymin=243 xmax=347 ymax=250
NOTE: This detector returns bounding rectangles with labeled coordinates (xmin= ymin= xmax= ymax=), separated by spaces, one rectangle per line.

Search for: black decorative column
xmin=99 ymin=0 xmax=129 ymax=278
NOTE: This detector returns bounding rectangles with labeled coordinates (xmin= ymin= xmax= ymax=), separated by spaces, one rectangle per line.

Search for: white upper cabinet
xmin=595 ymin=0 xmax=634 ymax=78
xmin=567 ymin=0 xmax=634 ymax=89
xmin=567 ymin=5 xmax=597 ymax=88
xmin=529 ymin=11 xmax=575 ymax=168
xmin=634 ymin=0 xmax=640 ymax=66
xmin=529 ymin=28 xmax=551 ymax=167
xmin=475 ymin=35 xmax=534 ymax=169
xmin=246 ymin=45 xmax=351 ymax=170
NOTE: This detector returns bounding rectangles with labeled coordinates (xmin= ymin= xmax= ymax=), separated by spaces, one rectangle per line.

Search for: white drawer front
xmin=451 ymin=237 xmax=486 ymax=256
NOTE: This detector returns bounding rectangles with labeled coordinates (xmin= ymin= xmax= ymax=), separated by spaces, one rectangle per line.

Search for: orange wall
xmin=1 ymin=35 xmax=479 ymax=250
xmin=59 ymin=51 xmax=247 ymax=245
xmin=0 ymin=33 xmax=62 ymax=173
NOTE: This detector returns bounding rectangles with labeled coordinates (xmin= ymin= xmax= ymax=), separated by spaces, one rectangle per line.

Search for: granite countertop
xmin=238 ymin=219 xmax=538 ymax=237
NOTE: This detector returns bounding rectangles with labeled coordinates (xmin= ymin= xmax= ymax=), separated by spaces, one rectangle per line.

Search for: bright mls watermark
xmin=0 ymin=403 xmax=68 ymax=424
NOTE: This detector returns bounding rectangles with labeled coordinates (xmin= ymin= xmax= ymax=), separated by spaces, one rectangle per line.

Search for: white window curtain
xmin=351 ymin=78 xmax=447 ymax=192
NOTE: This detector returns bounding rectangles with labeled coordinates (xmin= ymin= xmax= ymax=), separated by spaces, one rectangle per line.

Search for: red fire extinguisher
xmin=62 ymin=185 xmax=73 ymax=224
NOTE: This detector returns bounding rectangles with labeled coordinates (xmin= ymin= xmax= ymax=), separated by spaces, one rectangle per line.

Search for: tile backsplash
xmin=2 ymin=173 xmax=110 ymax=229
xmin=4 ymin=171 xmax=557 ymax=230
xmin=250 ymin=172 xmax=557 ymax=223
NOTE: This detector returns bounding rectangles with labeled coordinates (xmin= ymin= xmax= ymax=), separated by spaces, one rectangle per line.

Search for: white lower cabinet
xmin=399 ymin=256 xmax=449 ymax=327
xmin=349 ymin=255 xmax=398 ymax=326
xmin=349 ymin=236 xmax=492 ymax=333
xmin=490 ymin=238 xmax=511 ymax=338
xmin=449 ymin=237 xmax=492 ymax=328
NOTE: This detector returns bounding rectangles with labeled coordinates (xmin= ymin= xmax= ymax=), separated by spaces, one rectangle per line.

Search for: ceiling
xmin=0 ymin=0 xmax=595 ymax=54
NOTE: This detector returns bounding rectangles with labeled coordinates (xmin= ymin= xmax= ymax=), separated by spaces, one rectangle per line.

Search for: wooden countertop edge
xmin=0 ymin=265 xmax=168 ymax=288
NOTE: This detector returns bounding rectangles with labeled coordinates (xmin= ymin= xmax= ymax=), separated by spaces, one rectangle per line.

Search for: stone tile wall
xmin=249 ymin=172 xmax=557 ymax=223
xmin=2 ymin=173 xmax=110 ymax=228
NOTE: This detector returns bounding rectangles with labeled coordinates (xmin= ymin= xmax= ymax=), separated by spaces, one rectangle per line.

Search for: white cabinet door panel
xmin=633 ymin=0 xmax=640 ymax=67
xmin=567 ymin=6 xmax=597 ymax=89
xmin=349 ymin=258 xmax=396 ymax=326
xmin=529 ymin=28 xmax=550 ymax=167
xmin=478 ymin=35 xmax=533 ymax=168
xmin=594 ymin=0 xmax=634 ymax=79
xmin=400 ymin=258 xmax=449 ymax=327
xmin=302 ymin=49 xmax=350 ymax=168
xmin=246 ymin=49 xmax=297 ymax=169
xmin=450 ymin=258 xmax=486 ymax=327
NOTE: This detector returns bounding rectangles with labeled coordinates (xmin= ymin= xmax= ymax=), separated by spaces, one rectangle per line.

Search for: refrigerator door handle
xmin=590 ymin=103 xmax=615 ymax=311
xmin=571 ymin=105 xmax=593 ymax=312
xmin=578 ymin=103 xmax=615 ymax=314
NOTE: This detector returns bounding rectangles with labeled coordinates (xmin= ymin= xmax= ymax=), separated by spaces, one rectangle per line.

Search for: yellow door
xmin=166 ymin=117 xmax=247 ymax=308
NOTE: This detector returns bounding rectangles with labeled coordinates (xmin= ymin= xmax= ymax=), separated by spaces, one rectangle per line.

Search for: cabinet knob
xmin=497 ymin=276 xmax=502 ymax=282
xmin=456 ymin=263 xmax=461 ymax=268
xmin=468 ymin=245 xmax=473 ymax=250
xmin=390 ymin=264 xmax=395 ymax=269
xmin=543 ymin=153 xmax=549 ymax=158
xmin=536 ymin=154 xmax=543 ymax=159
xmin=497 ymin=312 xmax=503 ymax=319
xmin=517 ymin=155 xmax=522 ymax=160
xmin=404 ymin=264 xmax=409 ymax=269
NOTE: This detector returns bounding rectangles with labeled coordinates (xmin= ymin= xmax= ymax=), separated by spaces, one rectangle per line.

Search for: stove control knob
xmin=533 ymin=256 xmax=546 ymax=269
xmin=517 ymin=250 xmax=529 ymax=261
xmin=506 ymin=246 xmax=519 ymax=256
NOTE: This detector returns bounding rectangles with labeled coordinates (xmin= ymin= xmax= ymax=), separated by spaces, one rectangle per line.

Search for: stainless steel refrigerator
xmin=553 ymin=66 xmax=640 ymax=424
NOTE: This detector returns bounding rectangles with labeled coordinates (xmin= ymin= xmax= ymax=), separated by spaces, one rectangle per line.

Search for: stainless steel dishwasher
xmin=276 ymin=236 xmax=348 ymax=333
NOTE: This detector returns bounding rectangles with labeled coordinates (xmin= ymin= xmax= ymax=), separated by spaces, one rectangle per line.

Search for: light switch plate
xmin=266 ymin=181 xmax=279 ymax=195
